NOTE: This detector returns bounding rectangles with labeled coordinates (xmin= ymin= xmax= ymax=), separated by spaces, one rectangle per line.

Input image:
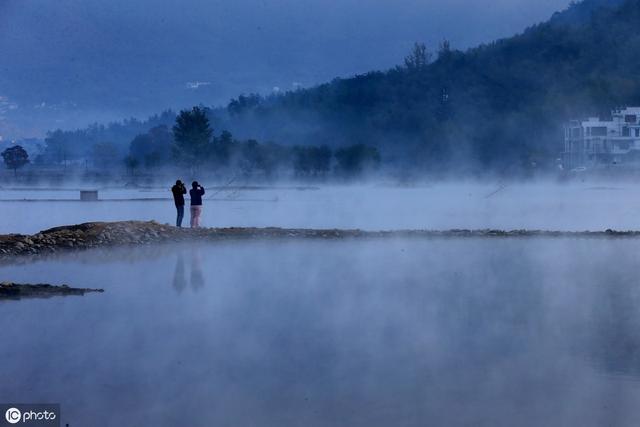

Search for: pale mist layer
xmin=0 ymin=181 xmax=636 ymax=234
xmin=1 ymin=238 xmax=639 ymax=426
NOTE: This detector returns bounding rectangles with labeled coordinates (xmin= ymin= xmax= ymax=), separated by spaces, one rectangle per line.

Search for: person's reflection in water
xmin=172 ymin=252 xmax=187 ymax=293
xmin=190 ymin=247 xmax=205 ymax=290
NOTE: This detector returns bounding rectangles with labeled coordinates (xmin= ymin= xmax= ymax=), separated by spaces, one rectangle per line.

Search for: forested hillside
xmin=214 ymin=0 xmax=640 ymax=174
xmin=42 ymin=0 xmax=639 ymax=176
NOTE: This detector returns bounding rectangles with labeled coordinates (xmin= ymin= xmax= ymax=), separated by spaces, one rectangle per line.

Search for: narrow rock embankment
xmin=0 ymin=221 xmax=638 ymax=259
xmin=0 ymin=221 xmax=359 ymax=258
xmin=0 ymin=282 xmax=104 ymax=300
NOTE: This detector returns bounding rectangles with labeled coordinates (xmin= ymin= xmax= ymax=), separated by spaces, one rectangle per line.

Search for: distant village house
xmin=563 ymin=107 xmax=640 ymax=170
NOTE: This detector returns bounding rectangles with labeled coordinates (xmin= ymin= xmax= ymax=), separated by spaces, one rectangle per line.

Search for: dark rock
xmin=0 ymin=282 xmax=104 ymax=301
xmin=1 ymin=220 xmax=640 ymax=261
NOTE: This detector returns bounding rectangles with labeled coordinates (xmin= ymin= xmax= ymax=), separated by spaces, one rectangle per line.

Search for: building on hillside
xmin=563 ymin=107 xmax=640 ymax=170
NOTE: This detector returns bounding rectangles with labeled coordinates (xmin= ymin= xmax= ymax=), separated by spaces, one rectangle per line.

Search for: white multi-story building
xmin=563 ymin=107 xmax=640 ymax=170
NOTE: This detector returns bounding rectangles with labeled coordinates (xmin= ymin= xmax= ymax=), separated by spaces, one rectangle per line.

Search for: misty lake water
xmin=2 ymin=182 xmax=640 ymax=234
xmin=2 ymin=237 xmax=640 ymax=426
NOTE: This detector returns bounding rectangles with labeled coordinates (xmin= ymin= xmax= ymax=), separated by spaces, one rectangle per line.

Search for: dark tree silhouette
xmin=129 ymin=125 xmax=173 ymax=169
xmin=42 ymin=110 xmax=176 ymax=166
xmin=293 ymin=145 xmax=332 ymax=177
xmin=437 ymin=39 xmax=452 ymax=60
xmin=124 ymin=155 xmax=139 ymax=176
xmin=335 ymin=144 xmax=380 ymax=176
xmin=209 ymin=130 xmax=234 ymax=168
xmin=91 ymin=142 xmax=121 ymax=169
xmin=1 ymin=145 xmax=29 ymax=177
xmin=404 ymin=42 xmax=432 ymax=71
xmin=172 ymin=107 xmax=213 ymax=171
xmin=312 ymin=146 xmax=332 ymax=175
xmin=228 ymin=94 xmax=262 ymax=116
xmin=43 ymin=129 xmax=71 ymax=167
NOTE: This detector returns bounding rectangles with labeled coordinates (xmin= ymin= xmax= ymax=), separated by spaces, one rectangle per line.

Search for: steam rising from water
xmin=1 ymin=238 xmax=640 ymax=426
xmin=0 ymin=181 xmax=638 ymax=234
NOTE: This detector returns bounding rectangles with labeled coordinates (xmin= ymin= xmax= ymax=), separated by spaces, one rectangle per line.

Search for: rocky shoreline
xmin=1 ymin=221 xmax=639 ymax=259
xmin=0 ymin=282 xmax=104 ymax=300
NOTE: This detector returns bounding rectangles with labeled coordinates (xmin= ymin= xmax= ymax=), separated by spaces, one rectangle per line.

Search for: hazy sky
xmin=0 ymin=0 xmax=573 ymax=138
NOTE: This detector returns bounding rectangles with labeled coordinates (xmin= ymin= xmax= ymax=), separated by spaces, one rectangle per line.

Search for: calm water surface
xmin=3 ymin=183 xmax=640 ymax=233
xmin=1 ymin=238 xmax=640 ymax=426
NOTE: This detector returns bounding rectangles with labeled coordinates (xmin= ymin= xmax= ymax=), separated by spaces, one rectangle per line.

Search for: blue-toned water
xmin=1 ymin=237 xmax=640 ymax=426
xmin=2 ymin=183 xmax=640 ymax=234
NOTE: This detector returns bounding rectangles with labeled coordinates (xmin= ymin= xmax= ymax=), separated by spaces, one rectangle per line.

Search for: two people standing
xmin=171 ymin=180 xmax=205 ymax=228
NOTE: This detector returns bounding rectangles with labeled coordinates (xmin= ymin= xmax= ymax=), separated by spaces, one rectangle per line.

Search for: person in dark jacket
xmin=171 ymin=180 xmax=187 ymax=227
xmin=189 ymin=181 xmax=205 ymax=228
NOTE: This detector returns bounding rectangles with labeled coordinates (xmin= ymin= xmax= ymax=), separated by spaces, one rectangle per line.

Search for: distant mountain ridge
xmin=1 ymin=0 xmax=564 ymax=142
xmin=207 ymin=0 xmax=640 ymax=173
xmin=35 ymin=0 xmax=640 ymax=175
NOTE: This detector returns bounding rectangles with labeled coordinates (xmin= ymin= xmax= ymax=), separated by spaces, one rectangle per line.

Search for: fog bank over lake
xmin=0 ymin=181 xmax=638 ymax=234
xmin=2 ymin=238 xmax=640 ymax=426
